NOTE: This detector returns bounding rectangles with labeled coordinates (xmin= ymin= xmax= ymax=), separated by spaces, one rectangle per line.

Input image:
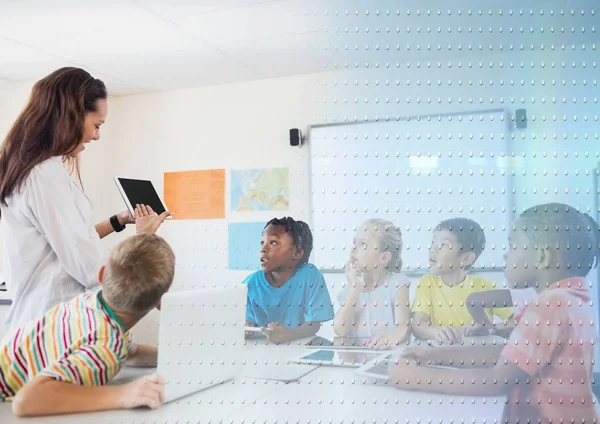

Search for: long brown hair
xmin=0 ymin=67 xmax=107 ymax=213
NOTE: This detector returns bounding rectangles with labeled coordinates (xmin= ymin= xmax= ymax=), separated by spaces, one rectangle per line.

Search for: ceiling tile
xmin=0 ymin=1 xmax=196 ymax=61
xmin=142 ymin=0 xmax=319 ymax=46
xmin=218 ymin=33 xmax=324 ymax=78
xmin=0 ymin=0 xmax=596 ymax=96
xmin=85 ymin=45 xmax=262 ymax=92
xmin=89 ymin=71 xmax=154 ymax=96
xmin=0 ymin=36 xmax=74 ymax=81
xmin=135 ymin=0 xmax=280 ymax=15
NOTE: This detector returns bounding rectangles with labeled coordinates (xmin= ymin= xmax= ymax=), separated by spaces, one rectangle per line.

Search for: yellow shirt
xmin=411 ymin=274 xmax=513 ymax=326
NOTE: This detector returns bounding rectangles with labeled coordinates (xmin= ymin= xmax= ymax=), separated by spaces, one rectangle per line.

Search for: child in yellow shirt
xmin=411 ymin=217 xmax=512 ymax=343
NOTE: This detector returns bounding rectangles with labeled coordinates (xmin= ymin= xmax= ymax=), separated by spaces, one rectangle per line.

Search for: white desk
xmin=241 ymin=337 xmax=319 ymax=382
xmin=1 ymin=375 xmax=284 ymax=423
xmin=8 ymin=335 xmax=597 ymax=423
xmin=229 ymin=365 xmax=506 ymax=423
xmin=0 ymin=337 xmax=318 ymax=423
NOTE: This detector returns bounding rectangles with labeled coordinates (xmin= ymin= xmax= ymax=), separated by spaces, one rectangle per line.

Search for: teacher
xmin=0 ymin=67 xmax=170 ymax=331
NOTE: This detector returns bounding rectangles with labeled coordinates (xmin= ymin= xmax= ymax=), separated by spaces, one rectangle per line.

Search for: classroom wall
xmin=106 ymin=47 xmax=599 ymax=344
xmin=0 ymin=46 xmax=597 ymax=347
xmin=105 ymin=74 xmax=321 ymax=341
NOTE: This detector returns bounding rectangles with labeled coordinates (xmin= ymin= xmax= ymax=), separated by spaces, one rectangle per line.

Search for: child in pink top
xmin=391 ymin=203 xmax=599 ymax=424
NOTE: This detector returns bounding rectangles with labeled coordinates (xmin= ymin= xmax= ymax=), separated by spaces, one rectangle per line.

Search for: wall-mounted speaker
xmin=289 ymin=128 xmax=303 ymax=147
xmin=515 ymin=109 xmax=527 ymax=129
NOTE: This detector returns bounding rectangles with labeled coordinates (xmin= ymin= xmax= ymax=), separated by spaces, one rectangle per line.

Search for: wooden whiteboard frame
xmin=306 ymin=108 xmax=516 ymax=274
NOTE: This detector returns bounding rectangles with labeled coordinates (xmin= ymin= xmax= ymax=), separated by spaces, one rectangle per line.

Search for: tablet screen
xmin=116 ymin=178 xmax=167 ymax=215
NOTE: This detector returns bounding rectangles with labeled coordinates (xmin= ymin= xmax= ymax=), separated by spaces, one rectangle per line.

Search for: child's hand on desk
xmin=118 ymin=373 xmax=165 ymax=410
xmin=262 ymin=322 xmax=288 ymax=344
xmin=245 ymin=322 xmax=260 ymax=339
xmin=464 ymin=323 xmax=495 ymax=337
xmin=368 ymin=331 xmax=401 ymax=350
xmin=432 ymin=326 xmax=463 ymax=344
xmin=402 ymin=346 xmax=435 ymax=363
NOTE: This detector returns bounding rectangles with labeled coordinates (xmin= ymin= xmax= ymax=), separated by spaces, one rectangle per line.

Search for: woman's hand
xmin=135 ymin=204 xmax=172 ymax=234
xmin=116 ymin=210 xmax=135 ymax=226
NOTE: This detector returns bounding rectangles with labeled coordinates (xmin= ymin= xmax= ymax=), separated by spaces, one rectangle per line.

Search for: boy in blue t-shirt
xmin=244 ymin=217 xmax=334 ymax=343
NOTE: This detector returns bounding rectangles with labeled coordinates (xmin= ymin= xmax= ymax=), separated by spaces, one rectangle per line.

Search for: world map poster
xmin=230 ymin=167 xmax=289 ymax=212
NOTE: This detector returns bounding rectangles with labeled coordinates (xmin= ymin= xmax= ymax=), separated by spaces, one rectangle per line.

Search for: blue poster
xmin=228 ymin=222 xmax=266 ymax=270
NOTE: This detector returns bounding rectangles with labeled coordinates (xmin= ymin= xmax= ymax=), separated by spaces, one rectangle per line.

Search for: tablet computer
xmin=305 ymin=336 xmax=373 ymax=350
xmin=357 ymin=354 xmax=460 ymax=380
xmin=292 ymin=349 xmax=388 ymax=368
xmin=356 ymin=354 xmax=394 ymax=380
xmin=114 ymin=176 xmax=170 ymax=218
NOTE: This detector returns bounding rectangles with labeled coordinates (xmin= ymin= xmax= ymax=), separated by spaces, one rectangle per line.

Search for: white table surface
xmin=2 ymin=334 xmax=596 ymax=423
xmin=228 ymin=365 xmax=507 ymax=423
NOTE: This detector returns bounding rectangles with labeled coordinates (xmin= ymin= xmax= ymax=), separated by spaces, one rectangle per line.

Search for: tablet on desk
xmin=357 ymin=354 xmax=394 ymax=380
xmin=305 ymin=336 xmax=373 ymax=350
xmin=293 ymin=349 xmax=387 ymax=368
xmin=358 ymin=354 xmax=460 ymax=380
xmin=114 ymin=176 xmax=171 ymax=219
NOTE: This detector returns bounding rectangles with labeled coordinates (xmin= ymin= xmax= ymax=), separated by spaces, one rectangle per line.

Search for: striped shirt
xmin=0 ymin=290 xmax=132 ymax=401
xmin=501 ymin=278 xmax=599 ymax=423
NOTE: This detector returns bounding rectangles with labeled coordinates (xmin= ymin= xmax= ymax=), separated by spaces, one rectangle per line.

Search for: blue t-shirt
xmin=243 ymin=263 xmax=334 ymax=327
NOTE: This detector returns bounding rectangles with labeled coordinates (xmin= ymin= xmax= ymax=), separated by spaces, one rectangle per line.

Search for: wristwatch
xmin=110 ymin=215 xmax=126 ymax=233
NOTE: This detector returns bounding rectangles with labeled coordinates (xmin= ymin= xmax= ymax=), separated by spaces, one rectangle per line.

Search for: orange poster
xmin=164 ymin=169 xmax=225 ymax=220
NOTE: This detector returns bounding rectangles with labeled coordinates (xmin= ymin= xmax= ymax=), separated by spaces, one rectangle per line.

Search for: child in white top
xmin=333 ymin=218 xmax=411 ymax=349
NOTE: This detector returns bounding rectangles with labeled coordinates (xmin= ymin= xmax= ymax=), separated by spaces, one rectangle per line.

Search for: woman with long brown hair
xmin=0 ymin=67 xmax=170 ymax=331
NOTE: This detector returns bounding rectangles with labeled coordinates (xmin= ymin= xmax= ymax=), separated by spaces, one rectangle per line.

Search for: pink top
xmin=501 ymin=277 xmax=599 ymax=423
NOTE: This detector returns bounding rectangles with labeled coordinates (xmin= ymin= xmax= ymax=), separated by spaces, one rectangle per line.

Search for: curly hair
xmin=265 ymin=217 xmax=313 ymax=264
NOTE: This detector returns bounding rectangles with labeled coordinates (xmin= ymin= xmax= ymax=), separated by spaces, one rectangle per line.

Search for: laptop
xmin=112 ymin=285 xmax=247 ymax=403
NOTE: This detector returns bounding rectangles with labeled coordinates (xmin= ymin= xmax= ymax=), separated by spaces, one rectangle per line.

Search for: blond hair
xmin=361 ymin=218 xmax=403 ymax=272
xmin=102 ymin=233 xmax=175 ymax=313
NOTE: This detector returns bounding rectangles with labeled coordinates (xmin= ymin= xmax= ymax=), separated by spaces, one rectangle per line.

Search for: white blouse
xmin=337 ymin=272 xmax=411 ymax=338
xmin=1 ymin=157 xmax=107 ymax=331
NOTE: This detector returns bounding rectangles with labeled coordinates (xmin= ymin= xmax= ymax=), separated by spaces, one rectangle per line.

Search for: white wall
xmin=105 ymin=74 xmax=322 ymax=342
xmin=108 ymin=47 xmax=599 ymax=278
xmin=109 ymin=73 xmax=319 ymax=279
xmin=1 ymin=46 xmax=598 ymax=348
xmin=106 ymin=48 xmax=599 ymax=346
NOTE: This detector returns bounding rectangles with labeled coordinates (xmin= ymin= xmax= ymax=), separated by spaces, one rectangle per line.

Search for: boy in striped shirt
xmin=0 ymin=233 xmax=175 ymax=416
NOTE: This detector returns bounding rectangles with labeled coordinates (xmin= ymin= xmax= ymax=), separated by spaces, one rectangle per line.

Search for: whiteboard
xmin=309 ymin=109 xmax=515 ymax=272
